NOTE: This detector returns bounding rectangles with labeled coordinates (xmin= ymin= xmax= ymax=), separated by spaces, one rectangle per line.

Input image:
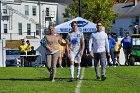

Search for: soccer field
xmin=0 ymin=66 xmax=140 ymax=93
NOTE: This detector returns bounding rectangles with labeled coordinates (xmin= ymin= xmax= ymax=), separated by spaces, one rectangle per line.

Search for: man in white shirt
xmin=89 ymin=22 xmax=110 ymax=81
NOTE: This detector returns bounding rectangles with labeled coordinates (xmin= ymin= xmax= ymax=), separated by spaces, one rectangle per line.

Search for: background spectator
xmin=121 ymin=34 xmax=132 ymax=65
xmin=58 ymin=36 xmax=66 ymax=68
xmin=114 ymin=37 xmax=121 ymax=65
xmin=26 ymin=40 xmax=32 ymax=55
xmin=107 ymin=33 xmax=116 ymax=67
xmin=19 ymin=40 xmax=27 ymax=66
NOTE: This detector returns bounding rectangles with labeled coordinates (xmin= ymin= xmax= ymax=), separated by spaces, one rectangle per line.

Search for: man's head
xmin=26 ymin=40 xmax=30 ymax=44
xmin=31 ymin=46 xmax=34 ymax=50
xmin=22 ymin=40 xmax=25 ymax=45
xmin=48 ymin=24 xmax=55 ymax=34
xmin=125 ymin=33 xmax=129 ymax=38
xmin=107 ymin=33 xmax=111 ymax=38
xmin=71 ymin=21 xmax=78 ymax=32
xmin=96 ymin=21 xmax=103 ymax=32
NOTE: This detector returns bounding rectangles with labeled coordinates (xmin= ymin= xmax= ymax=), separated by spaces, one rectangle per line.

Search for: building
xmin=111 ymin=1 xmax=140 ymax=37
xmin=0 ymin=0 xmax=74 ymax=67
xmin=0 ymin=0 xmax=73 ymax=40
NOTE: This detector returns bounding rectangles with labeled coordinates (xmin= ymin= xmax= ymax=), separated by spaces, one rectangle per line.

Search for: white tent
xmin=55 ymin=17 xmax=97 ymax=33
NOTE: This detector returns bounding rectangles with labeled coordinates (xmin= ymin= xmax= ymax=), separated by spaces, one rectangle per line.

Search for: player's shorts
xmin=69 ymin=51 xmax=81 ymax=63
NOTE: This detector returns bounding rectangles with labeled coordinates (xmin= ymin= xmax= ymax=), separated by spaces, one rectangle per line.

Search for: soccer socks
xmin=70 ymin=65 xmax=81 ymax=78
xmin=76 ymin=66 xmax=81 ymax=78
xmin=70 ymin=65 xmax=74 ymax=78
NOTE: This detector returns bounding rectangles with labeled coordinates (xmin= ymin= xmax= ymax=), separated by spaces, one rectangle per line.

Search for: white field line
xmin=74 ymin=67 xmax=85 ymax=93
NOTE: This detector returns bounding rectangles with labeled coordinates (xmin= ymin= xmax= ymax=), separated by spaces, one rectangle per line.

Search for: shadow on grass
xmin=0 ymin=78 xmax=49 ymax=81
xmin=0 ymin=77 xmax=101 ymax=82
xmin=0 ymin=77 xmax=70 ymax=81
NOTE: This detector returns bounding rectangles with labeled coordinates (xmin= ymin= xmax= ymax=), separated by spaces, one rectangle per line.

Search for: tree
xmin=63 ymin=0 xmax=117 ymax=30
xmin=113 ymin=0 xmax=140 ymax=4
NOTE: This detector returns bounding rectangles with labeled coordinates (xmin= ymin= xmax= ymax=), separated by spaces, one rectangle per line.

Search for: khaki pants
xmin=46 ymin=51 xmax=59 ymax=80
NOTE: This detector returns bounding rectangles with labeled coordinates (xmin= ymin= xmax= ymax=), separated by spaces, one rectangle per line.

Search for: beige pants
xmin=46 ymin=51 xmax=59 ymax=80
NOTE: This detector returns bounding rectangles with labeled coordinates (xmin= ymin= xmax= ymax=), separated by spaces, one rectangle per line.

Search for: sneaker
xmin=108 ymin=63 xmax=112 ymax=66
xmin=69 ymin=78 xmax=74 ymax=82
xmin=101 ymin=75 xmax=106 ymax=81
xmin=96 ymin=76 xmax=100 ymax=80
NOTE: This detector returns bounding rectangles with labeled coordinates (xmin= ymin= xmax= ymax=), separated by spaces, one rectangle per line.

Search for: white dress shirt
xmin=89 ymin=31 xmax=109 ymax=53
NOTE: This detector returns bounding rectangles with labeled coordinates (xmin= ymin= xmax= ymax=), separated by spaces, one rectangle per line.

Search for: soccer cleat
xmin=51 ymin=79 xmax=55 ymax=82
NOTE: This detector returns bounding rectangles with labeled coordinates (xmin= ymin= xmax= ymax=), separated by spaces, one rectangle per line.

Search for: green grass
xmin=0 ymin=66 xmax=140 ymax=93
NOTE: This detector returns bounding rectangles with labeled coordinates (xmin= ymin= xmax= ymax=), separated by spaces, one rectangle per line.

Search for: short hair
xmin=31 ymin=46 xmax=34 ymax=48
xmin=26 ymin=40 xmax=29 ymax=42
xmin=97 ymin=21 xmax=103 ymax=26
xmin=48 ymin=24 xmax=55 ymax=29
xmin=71 ymin=21 xmax=78 ymax=27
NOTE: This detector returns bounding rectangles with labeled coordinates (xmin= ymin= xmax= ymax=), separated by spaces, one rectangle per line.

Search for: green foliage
xmin=63 ymin=0 xmax=118 ymax=30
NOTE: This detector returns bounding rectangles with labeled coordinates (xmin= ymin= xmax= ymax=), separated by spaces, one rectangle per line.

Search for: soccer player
xmin=66 ymin=21 xmax=85 ymax=81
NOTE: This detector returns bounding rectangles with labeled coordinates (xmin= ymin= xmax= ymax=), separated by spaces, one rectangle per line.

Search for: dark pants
xmin=123 ymin=48 xmax=131 ymax=65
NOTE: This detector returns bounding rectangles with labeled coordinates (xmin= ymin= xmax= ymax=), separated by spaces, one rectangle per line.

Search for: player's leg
xmin=69 ymin=52 xmax=75 ymax=81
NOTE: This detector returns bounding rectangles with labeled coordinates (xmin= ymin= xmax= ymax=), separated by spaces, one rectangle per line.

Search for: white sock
xmin=76 ymin=66 xmax=81 ymax=78
xmin=70 ymin=65 xmax=74 ymax=78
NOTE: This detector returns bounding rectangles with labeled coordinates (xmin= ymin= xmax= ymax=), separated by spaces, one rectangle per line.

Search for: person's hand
xmin=66 ymin=41 xmax=71 ymax=46
xmin=128 ymin=54 xmax=130 ymax=57
xmin=48 ymin=47 xmax=53 ymax=53
xmin=67 ymin=52 xmax=70 ymax=59
xmin=89 ymin=51 xmax=94 ymax=58
xmin=80 ymin=50 xmax=84 ymax=57
xmin=107 ymin=52 xmax=110 ymax=57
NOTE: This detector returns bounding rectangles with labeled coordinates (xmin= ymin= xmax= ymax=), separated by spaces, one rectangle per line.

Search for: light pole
xmin=79 ymin=0 xmax=82 ymax=17
xmin=38 ymin=0 xmax=41 ymax=39
xmin=0 ymin=0 xmax=1 ymax=39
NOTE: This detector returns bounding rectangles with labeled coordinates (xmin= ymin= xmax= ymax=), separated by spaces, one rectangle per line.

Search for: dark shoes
xmin=101 ymin=75 xmax=106 ymax=81
xmin=69 ymin=77 xmax=80 ymax=82
xmin=96 ymin=76 xmax=101 ymax=80
xmin=96 ymin=75 xmax=106 ymax=81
